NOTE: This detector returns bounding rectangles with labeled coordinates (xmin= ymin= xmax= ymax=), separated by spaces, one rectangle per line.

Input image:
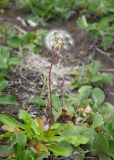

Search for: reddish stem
xmin=48 ymin=62 xmax=53 ymax=118
xmin=46 ymin=53 xmax=55 ymax=134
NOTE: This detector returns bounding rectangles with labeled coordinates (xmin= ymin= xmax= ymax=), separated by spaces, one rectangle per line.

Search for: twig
xmin=13 ymin=25 xmax=26 ymax=34
xmin=88 ymin=49 xmax=96 ymax=62
xmin=85 ymin=157 xmax=96 ymax=159
xmin=109 ymin=92 xmax=114 ymax=96
xmin=101 ymin=68 xmax=114 ymax=72
xmin=96 ymin=48 xmax=114 ymax=63
xmin=89 ymin=38 xmax=98 ymax=50
xmin=96 ymin=47 xmax=111 ymax=56
xmin=21 ymin=85 xmax=37 ymax=93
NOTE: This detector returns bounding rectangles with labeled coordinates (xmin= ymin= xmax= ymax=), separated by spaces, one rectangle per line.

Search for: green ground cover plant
xmin=0 ymin=109 xmax=88 ymax=159
xmin=30 ymin=88 xmax=114 ymax=159
xmin=77 ymin=15 xmax=114 ymax=50
xmin=0 ymin=46 xmax=22 ymax=105
xmin=29 ymin=60 xmax=114 ymax=159
xmin=76 ymin=0 xmax=114 ymax=50
xmin=17 ymin=0 xmax=76 ymax=22
xmin=1 ymin=83 xmax=114 ymax=159
xmin=0 ymin=23 xmax=47 ymax=54
xmin=70 ymin=61 xmax=113 ymax=89
xmin=8 ymin=29 xmax=48 ymax=54
xmin=17 ymin=0 xmax=114 ymax=49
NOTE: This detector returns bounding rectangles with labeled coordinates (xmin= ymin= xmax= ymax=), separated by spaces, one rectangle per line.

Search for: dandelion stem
xmin=46 ymin=53 xmax=55 ymax=134
xmin=48 ymin=61 xmax=53 ymax=118
xmin=48 ymin=53 xmax=56 ymax=117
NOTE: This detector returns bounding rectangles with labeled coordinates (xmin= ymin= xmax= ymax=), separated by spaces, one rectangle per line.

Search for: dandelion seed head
xmin=45 ymin=29 xmax=74 ymax=53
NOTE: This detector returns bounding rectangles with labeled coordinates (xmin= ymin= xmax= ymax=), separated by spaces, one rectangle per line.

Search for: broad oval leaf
xmin=49 ymin=145 xmax=72 ymax=157
xmin=91 ymin=133 xmax=109 ymax=154
xmin=92 ymin=88 xmax=105 ymax=105
xmin=63 ymin=135 xmax=89 ymax=147
xmin=78 ymin=86 xmax=92 ymax=99
xmin=93 ymin=113 xmax=104 ymax=127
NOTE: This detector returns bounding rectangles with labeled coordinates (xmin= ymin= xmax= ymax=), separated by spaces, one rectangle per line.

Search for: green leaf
xmin=7 ymin=36 xmax=21 ymax=48
xmin=81 ymin=128 xmax=95 ymax=142
xmin=91 ymin=75 xmax=102 ymax=83
xmin=99 ymin=154 xmax=112 ymax=160
xmin=101 ymin=102 xmax=114 ymax=121
xmin=77 ymin=16 xmax=88 ymax=29
xmin=50 ymin=123 xmax=61 ymax=130
xmin=0 ymin=114 xmax=21 ymax=128
xmin=78 ymin=86 xmax=92 ymax=99
xmin=91 ymin=133 xmax=109 ymax=154
xmin=0 ymin=80 xmax=8 ymax=91
xmin=101 ymin=73 xmax=113 ymax=84
xmin=19 ymin=32 xmax=36 ymax=43
xmin=93 ymin=113 xmax=104 ymax=127
xmin=29 ymin=96 xmax=47 ymax=107
xmin=92 ymin=61 xmax=102 ymax=73
xmin=64 ymin=135 xmax=89 ymax=147
xmin=52 ymin=95 xmax=61 ymax=109
xmin=92 ymin=88 xmax=105 ymax=105
xmin=38 ymin=143 xmax=49 ymax=155
xmin=49 ymin=145 xmax=72 ymax=157
xmin=0 ymin=94 xmax=18 ymax=105
xmin=0 ymin=71 xmax=9 ymax=79
xmin=35 ymin=152 xmax=48 ymax=160
xmin=102 ymin=36 xmax=113 ymax=50
xmin=18 ymin=109 xmax=39 ymax=135
xmin=19 ymin=150 xmax=33 ymax=160
xmin=0 ymin=46 xmax=10 ymax=69
xmin=61 ymin=124 xmax=82 ymax=136
xmin=52 ymin=95 xmax=62 ymax=120
xmin=108 ymin=140 xmax=114 ymax=157
xmin=18 ymin=109 xmax=32 ymax=123
xmin=59 ymin=141 xmax=73 ymax=152
xmin=8 ymin=57 xmax=23 ymax=66
xmin=0 ymin=145 xmax=14 ymax=157
xmin=37 ymin=29 xmax=48 ymax=37
xmin=75 ymin=148 xmax=85 ymax=160
xmin=0 ymin=132 xmax=13 ymax=140
xmin=16 ymin=133 xmax=27 ymax=146
xmin=48 ymin=134 xmax=88 ymax=147
xmin=105 ymin=117 xmax=114 ymax=138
